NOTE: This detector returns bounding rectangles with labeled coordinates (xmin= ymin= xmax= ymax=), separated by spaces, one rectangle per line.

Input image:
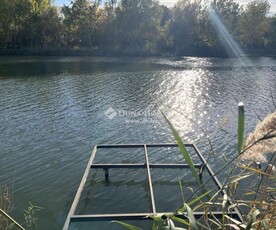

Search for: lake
xmin=0 ymin=56 xmax=275 ymax=229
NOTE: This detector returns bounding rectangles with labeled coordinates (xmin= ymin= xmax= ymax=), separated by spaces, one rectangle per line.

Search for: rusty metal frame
xmin=63 ymin=144 xmax=243 ymax=229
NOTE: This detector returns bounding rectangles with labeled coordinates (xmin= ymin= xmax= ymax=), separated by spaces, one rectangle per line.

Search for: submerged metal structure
xmin=63 ymin=144 xmax=243 ymax=229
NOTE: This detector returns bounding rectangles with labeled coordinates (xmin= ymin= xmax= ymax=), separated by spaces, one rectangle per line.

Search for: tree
xmin=96 ymin=0 xmax=118 ymax=51
xmin=0 ymin=0 xmax=32 ymax=48
xmin=205 ymin=0 xmax=242 ymax=56
xmin=61 ymin=0 xmax=102 ymax=48
xmin=211 ymin=0 xmax=241 ymax=34
xmin=238 ymin=0 xmax=270 ymax=48
xmin=155 ymin=5 xmax=173 ymax=53
xmin=38 ymin=6 xmax=62 ymax=47
xmin=24 ymin=0 xmax=61 ymax=48
xmin=114 ymin=0 xmax=162 ymax=52
xmin=169 ymin=0 xmax=207 ymax=55
xmin=267 ymin=16 xmax=276 ymax=50
xmin=0 ymin=0 xmax=61 ymax=49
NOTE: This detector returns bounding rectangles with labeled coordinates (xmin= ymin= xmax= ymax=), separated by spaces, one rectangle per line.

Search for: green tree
xmin=0 ymin=0 xmax=32 ymax=48
xmin=238 ymin=0 xmax=270 ymax=48
xmin=24 ymin=0 xmax=61 ymax=48
xmin=0 ymin=0 xmax=61 ymax=49
xmin=267 ymin=16 xmax=276 ymax=50
xmin=211 ymin=0 xmax=241 ymax=35
xmin=155 ymin=5 xmax=173 ymax=53
xmin=204 ymin=0 xmax=242 ymax=56
xmin=114 ymin=0 xmax=162 ymax=53
xmin=169 ymin=0 xmax=207 ymax=55
xmin=97 ymin=0 xmax=118 ymax=51
xmin=61 ymin=0 xmax=102 ymax=48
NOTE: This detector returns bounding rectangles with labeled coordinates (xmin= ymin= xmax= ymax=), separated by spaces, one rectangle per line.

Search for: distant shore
xmin=1 ymin=47 xmax=276 ymax=58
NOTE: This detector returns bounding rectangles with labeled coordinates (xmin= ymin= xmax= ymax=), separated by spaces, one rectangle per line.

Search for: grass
xmin=0 ymin=186 xmax=42 ymax=230
xmin=0 ymin=185 xmax=15 ymax=230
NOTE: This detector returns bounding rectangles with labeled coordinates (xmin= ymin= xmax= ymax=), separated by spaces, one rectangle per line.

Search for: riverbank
xmin=1 ymin=47 xmax=276 ymax=58
xmin=0 ymin=47 xmax=161 ymax=58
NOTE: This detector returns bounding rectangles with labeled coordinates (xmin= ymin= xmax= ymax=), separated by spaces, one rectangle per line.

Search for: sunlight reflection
xmin=160 ymin=68 xmax=212 ymax=143
xmin=209 ymin=7 xmax=250 ymax=66
xmin=208 ymin=6 xmax=269 ymax=118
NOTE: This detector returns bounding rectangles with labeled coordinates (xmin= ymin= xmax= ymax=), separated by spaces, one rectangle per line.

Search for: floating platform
xmin=63 ymin=143 xmax=243 ymax=229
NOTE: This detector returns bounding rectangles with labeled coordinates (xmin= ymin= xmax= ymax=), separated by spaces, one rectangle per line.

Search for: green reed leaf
xmin=111 ymin=221 xmax=142 ymax=230
xmin=238 ymin=102 xmax=244 ymax=154
xmin=162 ymin=219 xmax=187 ymax=230
xmin=230 ymin=173 xmax=253 ymax=184
xmin=162 ymin=111 xmax=201 ymax=184
xmin=172 ymin=216 xmax=190 ymax=226
xmin=177 ymin=190 xmax=212 ymax=213
xmin=147 ymin=214 xmax=166 ymax=222
xmin=245 ymin=209 xmax=260 ymax=230
xmin=184 ymin=204 xmax=198 ymax=230
xmin=178 ymin=177 xmax=185 ymax=203
xmin=222 ymin=193 xmax=228 ymax=226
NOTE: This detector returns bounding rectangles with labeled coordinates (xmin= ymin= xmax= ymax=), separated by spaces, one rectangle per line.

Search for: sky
xmin=54 ymin=0 xmax=276 ymax=15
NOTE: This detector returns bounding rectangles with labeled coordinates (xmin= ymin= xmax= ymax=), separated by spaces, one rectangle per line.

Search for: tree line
xmin=0 ymin=0 xmax=275 ymax=56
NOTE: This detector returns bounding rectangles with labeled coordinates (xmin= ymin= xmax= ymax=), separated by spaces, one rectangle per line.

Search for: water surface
xmin=0 ymin=56 xmax=275 ymax=229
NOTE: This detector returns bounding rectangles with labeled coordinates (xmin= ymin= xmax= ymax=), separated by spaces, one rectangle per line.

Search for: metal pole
xmin=144 ymin=145 xmax=156 ymax=214
xmin=63 ymin=145 xmax=98 ymax=230
xmin=193 ymin=144 xmax=243 ymax=222
xmin=0 ymin=209 xmax=25 ymax=230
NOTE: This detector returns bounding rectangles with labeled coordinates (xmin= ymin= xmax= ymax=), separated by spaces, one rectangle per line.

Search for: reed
xmin=0 ymin=186 xmax=42 ymax=230
xmin=114 ymin=104 xmax=276 ymax=229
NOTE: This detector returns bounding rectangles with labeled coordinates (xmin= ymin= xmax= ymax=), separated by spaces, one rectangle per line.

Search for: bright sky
xmin=54 ymin=0 xmax=276 ymax=14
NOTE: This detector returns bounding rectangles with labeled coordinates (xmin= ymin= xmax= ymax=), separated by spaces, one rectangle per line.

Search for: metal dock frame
xmin=63 ymin=144 xmax=243 ymax=229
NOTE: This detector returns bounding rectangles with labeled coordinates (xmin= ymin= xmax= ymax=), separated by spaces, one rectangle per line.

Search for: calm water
xmin=0 ymin=56 xmax=275 ymax=229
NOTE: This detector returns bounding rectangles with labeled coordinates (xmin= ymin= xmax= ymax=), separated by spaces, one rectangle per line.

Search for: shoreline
xmin=1 ymin=48 xmax=275 ymax=58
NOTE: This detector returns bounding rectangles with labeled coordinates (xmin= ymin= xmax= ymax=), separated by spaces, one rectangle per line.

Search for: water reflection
xmin=0 ymin=56 xmax=275 ymax=229
xmin=157 ymin=68 xmax=212 ymax=144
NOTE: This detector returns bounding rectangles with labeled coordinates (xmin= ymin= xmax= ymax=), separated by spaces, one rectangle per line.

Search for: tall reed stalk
xmin=114 ymin=103 xmax=275 ymax=229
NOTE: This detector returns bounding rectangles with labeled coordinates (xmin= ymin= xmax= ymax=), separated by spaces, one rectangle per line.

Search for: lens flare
xmin=209 ymin=7 xmax=250 ymax=65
